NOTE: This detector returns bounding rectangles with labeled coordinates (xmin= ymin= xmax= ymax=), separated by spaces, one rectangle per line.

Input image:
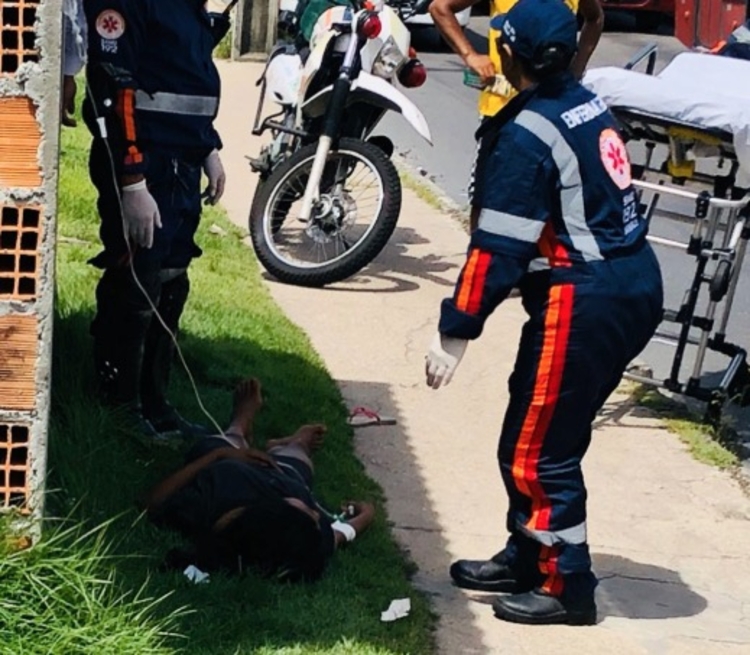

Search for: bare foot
xmin=267 ymin=424 xmax=326 ymax=453
xmin=225 ymin=378 xmax=263 ymax=443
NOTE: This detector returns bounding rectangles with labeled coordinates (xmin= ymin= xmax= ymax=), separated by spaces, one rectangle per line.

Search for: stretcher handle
xmin=624 ymin=43 xmax=658 ymax=76
xmin=633 ymin=180 xmax=750 ymax=210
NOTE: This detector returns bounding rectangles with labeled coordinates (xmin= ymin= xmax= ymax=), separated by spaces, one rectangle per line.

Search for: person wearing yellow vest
xmin=430 ymin=0 xmax=604 ymax=230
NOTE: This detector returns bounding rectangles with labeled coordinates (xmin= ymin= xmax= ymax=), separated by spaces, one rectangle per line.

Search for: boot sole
xmin=450 ymin=575 xmax=521 ymax=594
xmin=493 ymin=604 xmax=597 ymax=626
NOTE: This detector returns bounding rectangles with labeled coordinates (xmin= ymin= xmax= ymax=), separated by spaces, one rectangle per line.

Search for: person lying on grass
xmin=141 ymin=378 xmax=375 ymax=582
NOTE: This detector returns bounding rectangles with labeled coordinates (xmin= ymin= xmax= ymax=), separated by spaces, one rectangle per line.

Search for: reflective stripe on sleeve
xmin=135 ymin=91 xmax=219 ymax=117
xmin=478 ymin=208 xmax=545 ymax=243
xmin=527 ymin=257 xmax=550 ymax=272
xmin=515 ymin=110 xmax=604 ymax=262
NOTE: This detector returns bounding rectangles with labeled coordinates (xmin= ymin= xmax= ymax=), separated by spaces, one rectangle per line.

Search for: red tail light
xmin=399 ymin=59 xmax=427 ymax=88
xmin=359 ymin=13 xmax=382 ymax=39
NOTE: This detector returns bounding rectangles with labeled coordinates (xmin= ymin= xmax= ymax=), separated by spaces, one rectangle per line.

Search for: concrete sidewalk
xmin=214 ymin=60 xmax=750 ymax=655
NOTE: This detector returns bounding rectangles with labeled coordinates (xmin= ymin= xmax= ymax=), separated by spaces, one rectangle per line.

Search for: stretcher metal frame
xmin=613 ymin=44 xmax=750 ymax=424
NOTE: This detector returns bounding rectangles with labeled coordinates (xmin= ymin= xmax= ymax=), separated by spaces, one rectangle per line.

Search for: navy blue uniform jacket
xmin=83 ymin=0 xmax=223 ymax=175
xmin=440 ymin=74 xmax=651 ymax=340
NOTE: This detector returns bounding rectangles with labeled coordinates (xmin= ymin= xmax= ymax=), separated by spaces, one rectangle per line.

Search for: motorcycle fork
xmin=298 ymin=33 xmax=361 ymax=223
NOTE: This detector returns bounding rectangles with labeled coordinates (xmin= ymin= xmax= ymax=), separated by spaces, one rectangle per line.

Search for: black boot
xmin=450 ymin=533 xmax=541 ymax=593
xmin=140 ymin=271 xmax=211 ymax=439
xmin=492 ymin=589 xmax=597 ymax=626
xmin=450 ymin=548 xmax=535 ymax=593
xmin=91 ymin=269 xmax=161 ymax=439
xmin=92 ymin=308 xmax=160 ymax=438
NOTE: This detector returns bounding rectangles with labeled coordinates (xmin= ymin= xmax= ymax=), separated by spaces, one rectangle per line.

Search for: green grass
xmin=214 ymin=31 xmax=232 ymax=60
xmin=0 ymin=113 xmax=434 ymax=652
xmin=635 ymin=388 xmax=740 ymax=469
xmin=0 ymin=516 xmax=183 ymax=655
xmin=395 ymin=159 xmax=470 ymax=232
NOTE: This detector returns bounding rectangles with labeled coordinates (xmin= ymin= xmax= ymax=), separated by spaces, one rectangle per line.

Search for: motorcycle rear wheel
xmin=249 ymin=137 xmax=402 ymax=287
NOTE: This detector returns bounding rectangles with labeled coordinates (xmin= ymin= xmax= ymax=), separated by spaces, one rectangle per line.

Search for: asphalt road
xmin=375 ymin=12 xmax=750 ymax=425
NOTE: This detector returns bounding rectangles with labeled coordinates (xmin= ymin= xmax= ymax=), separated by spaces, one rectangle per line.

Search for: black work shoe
xmin=115 ymin=405 xmax=161 ymax=440
xmin=450 ymin=551 xmax=527 ymax=593
xmin=147 ymin=407 xmax=214 ymax=439
xmin=492 ymin=589 xmax=597 ymax=626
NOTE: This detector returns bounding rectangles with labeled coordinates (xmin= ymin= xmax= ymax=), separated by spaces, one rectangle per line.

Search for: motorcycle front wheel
xmin=249 ymin=137 xmax=402 ymax=287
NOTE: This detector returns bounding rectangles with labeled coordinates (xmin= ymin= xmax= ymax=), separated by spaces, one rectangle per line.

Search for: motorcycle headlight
xmin=372 ymin=36 xmax=406 ymax=80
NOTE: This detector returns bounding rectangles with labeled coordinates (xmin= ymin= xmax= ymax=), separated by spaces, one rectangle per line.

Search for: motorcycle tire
xmin=249 ymin=137 xmax=402 ymax=287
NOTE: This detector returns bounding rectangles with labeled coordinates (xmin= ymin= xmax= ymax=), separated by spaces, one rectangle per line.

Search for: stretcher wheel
xmin=709 ymin=260 xmax=732 ymax=302
xmin=704 ymin=394 xmax=725 ymax=427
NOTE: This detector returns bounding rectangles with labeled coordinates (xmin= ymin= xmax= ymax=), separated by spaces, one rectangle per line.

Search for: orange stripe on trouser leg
xmin=456 ymin=249 xmax=480 ymax=312
xmin=540 ymin=545 xmax=565 ymax=596
xmin=511 ymin=284 xmax=564 ymax=498
xmin=466 ymin=252 xmax=491 ymax=315
xmin=527 ymin=283 xmax=575 ymax=531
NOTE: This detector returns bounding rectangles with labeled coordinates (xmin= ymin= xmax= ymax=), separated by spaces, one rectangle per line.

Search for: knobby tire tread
xmin=249 ymin=138 xmax=402 ymax=287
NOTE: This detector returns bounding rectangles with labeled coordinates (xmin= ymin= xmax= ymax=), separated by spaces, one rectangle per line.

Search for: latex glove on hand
xmin=425 ymin=332 xmax=468 ymax=390
xmin=121 ymin=180 xmax=162 ymax=249
xmin=203 ymin=149 xmax=226 ymax=205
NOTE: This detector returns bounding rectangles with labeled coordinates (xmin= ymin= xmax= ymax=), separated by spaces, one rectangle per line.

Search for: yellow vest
xmin=478 ymin=0 xmax=579 ymax=117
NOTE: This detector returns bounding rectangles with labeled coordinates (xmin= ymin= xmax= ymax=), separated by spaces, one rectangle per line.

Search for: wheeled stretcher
xmin=583 ymin=50 xmax=750 ymax=423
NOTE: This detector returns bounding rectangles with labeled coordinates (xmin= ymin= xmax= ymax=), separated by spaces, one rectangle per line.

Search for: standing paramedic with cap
xmin=83 ymin=1 xmax=231 ymax=439
xmin=425 ymin=0 xmax=663 ymax=625
xmin=430 ymin=0 xmax=603 ymax=232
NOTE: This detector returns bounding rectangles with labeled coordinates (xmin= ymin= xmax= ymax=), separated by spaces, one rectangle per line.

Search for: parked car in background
xmin=601 ymin=0 xmax=675 ymax=32
xmin=390 ymin=0 xmax=471 ymax=47
xmin=405 ymin=3 xmax=471 ymax=28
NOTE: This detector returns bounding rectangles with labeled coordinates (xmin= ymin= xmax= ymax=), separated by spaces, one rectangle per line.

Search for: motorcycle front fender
xmin=301 ymin=71 xmax=432 ymax=145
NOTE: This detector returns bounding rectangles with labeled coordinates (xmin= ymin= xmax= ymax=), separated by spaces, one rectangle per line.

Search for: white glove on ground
xmin=203 ymin=149 xmax=226 ymax=205
xmin=121 ymin=180 xmax=162 ymax=249
xmin=425 ymin=332 xmax=469 ymax=390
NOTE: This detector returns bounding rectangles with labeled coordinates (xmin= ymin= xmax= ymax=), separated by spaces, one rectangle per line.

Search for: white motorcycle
xmin=248 ymin=0 xmax=433 ymax=287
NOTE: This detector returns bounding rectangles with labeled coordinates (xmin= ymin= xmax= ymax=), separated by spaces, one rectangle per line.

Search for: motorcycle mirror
xmin=412 ymin=0 xmax=434 ymax=15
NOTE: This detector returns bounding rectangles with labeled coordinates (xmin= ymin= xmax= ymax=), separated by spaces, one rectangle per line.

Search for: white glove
xmin=425 ymin=332 xmax=469 ymax=390
xmin=203 ymin=149 xmax=226 ymax=205
xmin=121 ymin=180 xmax=162 ymax=249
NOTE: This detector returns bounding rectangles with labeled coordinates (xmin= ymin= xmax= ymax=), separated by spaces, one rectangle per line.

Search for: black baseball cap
xmin=490 ymin=0 xmax=578 ymax=61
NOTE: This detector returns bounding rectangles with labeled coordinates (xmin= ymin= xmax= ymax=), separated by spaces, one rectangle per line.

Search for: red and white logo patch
xmin=599 ymin=128 xmax=631 ymax=190
xmin=96 ymin=9 xmax=126 ymax=40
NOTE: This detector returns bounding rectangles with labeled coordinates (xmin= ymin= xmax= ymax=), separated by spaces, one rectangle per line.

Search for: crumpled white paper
xmin=183 ymin=565 xmax=210 ymax=585
xmin=380 ymin=598 xmax=411 ymax=622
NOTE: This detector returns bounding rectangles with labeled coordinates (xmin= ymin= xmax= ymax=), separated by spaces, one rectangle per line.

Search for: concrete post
xmin=232 ymin=0 xmax=279 ymax=59
xmin=0 ymin=0 xmax=61 ymax=538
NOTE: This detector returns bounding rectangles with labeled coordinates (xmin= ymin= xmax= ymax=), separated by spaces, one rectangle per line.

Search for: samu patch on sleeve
xmin=95 ymin=9 xmax=126 ymax=40
xmin=599 ymin=128 xmax=632 ymax=191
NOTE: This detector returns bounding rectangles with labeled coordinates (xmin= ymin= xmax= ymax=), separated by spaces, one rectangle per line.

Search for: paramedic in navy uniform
xmin=424 ymin=0 xmax=664 ymax=625
xmin=83 ymin=0 xmax=231 ymax=439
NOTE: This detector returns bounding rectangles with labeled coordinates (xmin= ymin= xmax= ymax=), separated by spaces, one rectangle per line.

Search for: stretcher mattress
xmin=583 ymin=52 xmax=750 ymax=184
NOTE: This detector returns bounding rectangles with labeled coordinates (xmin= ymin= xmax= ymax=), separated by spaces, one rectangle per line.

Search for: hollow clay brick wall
xmin=0 ymin=0 xmax=61 ymax=534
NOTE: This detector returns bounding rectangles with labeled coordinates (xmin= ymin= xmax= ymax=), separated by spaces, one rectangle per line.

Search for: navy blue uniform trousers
xmin=88 ymin=139 xmax=204 ymax=414
xmin=498 ymin=244 xmax=663 ymax=599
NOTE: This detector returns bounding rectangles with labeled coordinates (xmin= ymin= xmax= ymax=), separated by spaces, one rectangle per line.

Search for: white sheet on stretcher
xmin=583 ymin=52 xmax=750 ymax=186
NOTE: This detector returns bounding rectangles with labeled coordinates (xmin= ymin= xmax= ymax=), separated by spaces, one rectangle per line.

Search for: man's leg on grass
xmin=222 ymin=378 xmax=264 ymax=448
xmin=267 ymin=425 xmax=327 ymax=512
xmin=267 ymin=424 xmax=326 ymax=465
